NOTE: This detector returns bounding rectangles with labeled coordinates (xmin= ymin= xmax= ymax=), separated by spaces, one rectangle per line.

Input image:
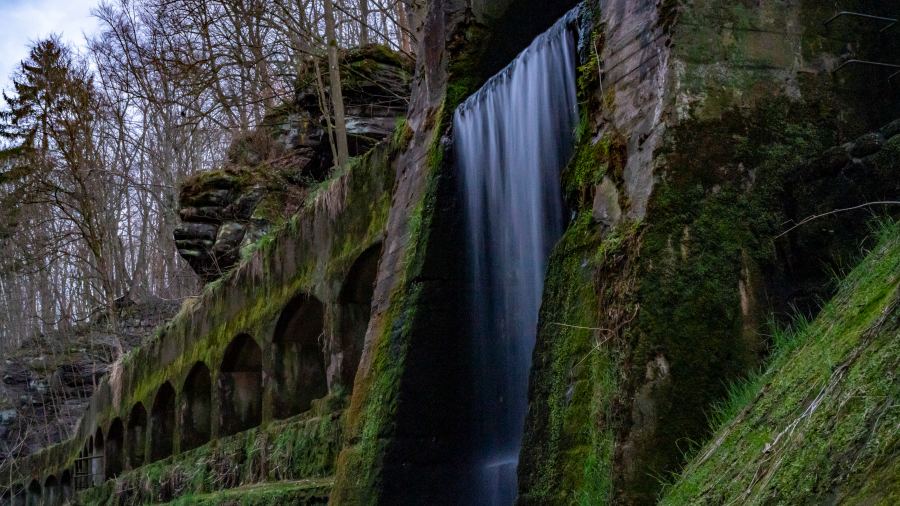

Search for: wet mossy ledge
xmin=78 ymin=406 xmax=342 ymax=505
xmin=163 ymin=479 xmax=333 ymax=506
xmin=0 ymin=128 xmax=405 ymax=498
xmin=662 ymin=220 xmax=900 ymax=505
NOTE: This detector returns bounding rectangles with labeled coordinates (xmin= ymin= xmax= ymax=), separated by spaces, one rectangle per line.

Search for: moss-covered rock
xmin=176 ymin=45 xmax=412 ymax=283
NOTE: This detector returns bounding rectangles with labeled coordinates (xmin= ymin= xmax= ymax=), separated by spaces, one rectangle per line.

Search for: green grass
xmin=703 ymin=312 xmax=811 ymax=435
xmin=661 ymin=219 xmax=900 ymax=505
xmin=161 ymin=478 xmax=332 ymax=505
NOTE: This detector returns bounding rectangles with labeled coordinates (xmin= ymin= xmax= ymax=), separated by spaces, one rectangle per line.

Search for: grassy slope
xmin=662 ymin=221 xmax=900 ymax=505
xmin=160 ymin=478 xmax=332 ymax=505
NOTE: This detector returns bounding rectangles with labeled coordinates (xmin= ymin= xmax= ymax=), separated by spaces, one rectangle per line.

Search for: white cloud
xmin=0 ymin=0 xmax=102 ymax=101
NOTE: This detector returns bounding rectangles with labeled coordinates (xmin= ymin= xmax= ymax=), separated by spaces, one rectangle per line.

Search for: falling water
xmin=453 ymin=8 xmax=580 ymax=505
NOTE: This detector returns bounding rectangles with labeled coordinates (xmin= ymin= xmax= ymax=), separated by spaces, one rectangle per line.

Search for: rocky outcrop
xmin=176 ymin=45 xmax=412 ymax=282
xmin=0 ymin=298 xmax=179 ymax=461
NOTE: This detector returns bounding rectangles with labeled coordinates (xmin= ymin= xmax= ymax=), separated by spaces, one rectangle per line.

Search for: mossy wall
xmin=0 ymin=134 xmax=401 ymax=501
xmin=519 ymin=0 xmax=900 ymax=504
xmin=78 ymin=407 xmax=342 ymax=505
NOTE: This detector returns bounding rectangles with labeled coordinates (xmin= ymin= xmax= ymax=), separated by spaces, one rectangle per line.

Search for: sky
xmin=0 ymin=0 xmax=102 ymax=100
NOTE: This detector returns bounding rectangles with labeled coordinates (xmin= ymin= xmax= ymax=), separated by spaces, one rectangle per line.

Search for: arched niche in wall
xmin=75 ymin=438 xmax=91 ymax=490
xmin=272 ymin=293 xmax=327 ymax=419
xmin=105 ymin=418 xmax=125 ymax=479
xmin=24 ymin=480 xmax=39 ymax=506
xmin=337 ymin=243 xmax=381 ymax=387
xmin=91 ymin=428 xmax=105 ymax=486
xmin=60 ymin=470 xmax=73 ymax=502
xmin=43 ymin=475 xmax=59 ymax=506
xmin=127 ymin=403 xmax=148 ymax=468
xmin=180 ymin=362 xmax=212 ymax=451
xmin=218 ymin=334 xmax=263 ymax=435
xmin=150 ymin=382 xmax=176 ymax=462
xmin=9 ymin=484 xmax=24 ymax=506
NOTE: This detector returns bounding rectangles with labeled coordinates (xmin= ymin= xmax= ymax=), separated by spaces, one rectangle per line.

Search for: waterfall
xmin=453 ymin=7 xmax=579 ymax=504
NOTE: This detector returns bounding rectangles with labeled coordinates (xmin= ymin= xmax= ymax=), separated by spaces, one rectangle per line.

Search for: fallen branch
xmin=547 ymin=322 xmax=607 ymax=331
xmin=775 ymin=201 xmax=900 ymax=239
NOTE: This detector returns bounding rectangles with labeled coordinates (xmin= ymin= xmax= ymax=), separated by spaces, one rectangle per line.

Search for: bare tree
xmin=324 ymin=0 xmax=350 ymax=167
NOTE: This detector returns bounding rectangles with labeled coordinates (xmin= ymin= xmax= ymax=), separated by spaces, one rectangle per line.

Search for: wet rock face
xmin=176 ymin=45 xmax=412 ymax=282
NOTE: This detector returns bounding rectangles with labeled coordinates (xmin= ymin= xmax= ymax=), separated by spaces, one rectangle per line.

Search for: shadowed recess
xmin=180 ymin=362 xmax=212 ymax=451
xmin=150 ymin=382 xmax=176 ymax=462
xmin=273 ymin=294 xmax=327 ymax=419
xmin=91 ymin=428 xmax=104 ymax=487
xmin=105 ymin=418 xmax=125 ymax=479
xmin=60 ymin=470 xmax=72 ymax=503
xmin=42 ymin=475 xmax=59 ymax=506
xmin=25 ymin=480 xmax=39 ymax=506
xmin=337 ymin=243 xmax=381 ymax=387
xmin=127 ymin=403 xmax=147 ymax=468
xmin=219 ymin=334 xmax=263 ymax=435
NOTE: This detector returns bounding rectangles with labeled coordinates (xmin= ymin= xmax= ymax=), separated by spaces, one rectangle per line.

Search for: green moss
xmin=77 ymin=409 xmax=343 ymax=505
xmin=328 ymin=79 xmax=459 ymax=501
xmin=518 ymin=47 xmax=639 ymax=499
xmin=240 ymin=230 xmax=277 ymax=260
xmin=562 ymin=132 xmax=627 ymax=209
xmin=519 ymin=212 xmax=612 ymax=504
xmin=608 ymin=95 xmax=844 ymax=500
xmin=343 ymin=44 xmax=412 ymax=72
xmin=445 ymin=23 xmax=492 ymax=112
xmin=661 ymin=220 xmax=900 ymax=505
xmin=392 ymin=117 xmax=412 ymax=148
xmin=164 ymin=479 xmax=332 ymax=506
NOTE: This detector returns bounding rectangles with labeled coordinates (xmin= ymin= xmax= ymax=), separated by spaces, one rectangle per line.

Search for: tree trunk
xmin=324 ymin=0 xmax=350 ymax=168
xmin=359 ymin=0 xmax=370 ymax=45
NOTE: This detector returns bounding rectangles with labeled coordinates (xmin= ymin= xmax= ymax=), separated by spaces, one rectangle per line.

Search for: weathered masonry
xmin=0 ymin=140 xmax=397 ymax=504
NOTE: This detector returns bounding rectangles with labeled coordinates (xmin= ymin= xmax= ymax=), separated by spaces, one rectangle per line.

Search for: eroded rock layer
xmin=175 ymin=45 xmax=412 ymax=282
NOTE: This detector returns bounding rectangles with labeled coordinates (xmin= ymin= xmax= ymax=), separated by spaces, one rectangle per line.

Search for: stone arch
xmin=337 ymin=243 xmax=381 ymax=386
xmin=91 ymin=428 xmax=104 ymax=486
xmin=75 ymin=438 xmax=91 ymax=489
xmin=9 ymin=484 xmax=24 ymax=506
xmin=218 ymin=334 xmax=263 ymax=435
xmin=127 ymin=403 xmax=147 ymax=468
xmin=180 ymin=362 xmax=212 ymax=451
xmin=59 ymin=471 xmax=72 ymax=502
xmin=105 ymin=418 xmax=125 ymax=479
xmin=43 ymin=475 xmax=59 ymax=506
xmin=272 ymin=293 xmax=327 ymax=419
xmin=24 ymin=480 xmax=39 ymax=506
xmin=150 ymin=382 xmax=176 ymax=462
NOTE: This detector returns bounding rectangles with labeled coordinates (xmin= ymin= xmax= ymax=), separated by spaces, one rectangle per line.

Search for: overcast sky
xmin=1 ymin=0 xmax=102 ymax=100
